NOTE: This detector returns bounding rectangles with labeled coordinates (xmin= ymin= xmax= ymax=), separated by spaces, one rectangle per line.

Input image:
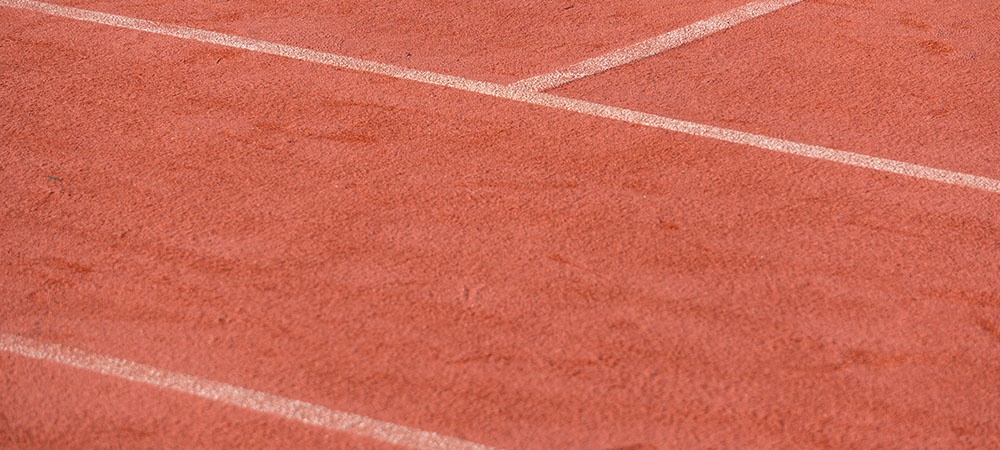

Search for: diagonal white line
xmin=0 ymin=333 xmax=500 ymax=450
xmin=2 ymin=0 xmax=999 ymax=194
xmin=0 ymin=0 xmax=503 ymax=96
xmin=509 ymin=0 xmax=805 ymax=92
xmin=515 ymin=92 xmax=1000 ymax=193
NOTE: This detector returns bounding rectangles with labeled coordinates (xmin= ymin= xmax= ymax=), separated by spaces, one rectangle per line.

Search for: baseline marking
xmin=2 ymin=0 xmax=1000 ymax=195
xmin=0 ymin=333 xmax=499 ymax=450
xmin=510 ymin=0 xmax=805 ymax=92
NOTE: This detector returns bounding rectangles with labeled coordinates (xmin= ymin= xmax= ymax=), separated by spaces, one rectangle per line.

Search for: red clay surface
xmin=555 ymin=0 xmax=1000 ymax=179
xmin=0 ymin=353 xmax=397 ymax=449
xmin=3 ymin=3 xmax=1000 ymax=450
xmin=51 ymin=0 xmax=751 ymax=83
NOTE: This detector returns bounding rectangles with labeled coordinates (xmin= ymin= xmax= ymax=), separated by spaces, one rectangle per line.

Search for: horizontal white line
xmin=0 ymin=333 xmax=499 ymax=450
xmin=2 ymin=0 xmax=999 ymax=195
xmin=509 ymin=0 xmax=805 ymax=92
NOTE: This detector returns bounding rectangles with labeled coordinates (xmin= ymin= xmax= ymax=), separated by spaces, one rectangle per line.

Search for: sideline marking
xmin=0 ymin=333 xmax=499 ymax=450
xmin=2 ymin=0 xmax=1000 ymax=194
xmin=510 ymin=0 xmax=805 ymax=92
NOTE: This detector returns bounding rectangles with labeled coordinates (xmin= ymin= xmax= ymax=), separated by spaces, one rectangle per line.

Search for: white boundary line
xmin=510 ymin=0 xmax=805 ymax=92
xmin=0 ymin=333 xmax=500 ymax=450
xmin=3 ymin=0 xmax=1000 ymax=196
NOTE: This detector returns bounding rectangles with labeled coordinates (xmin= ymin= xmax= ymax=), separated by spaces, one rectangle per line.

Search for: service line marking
xmin=510 ymin=0 xmax=805 ymax=92
xmin=3 ymin=0 xmax=1000 ymax=196
xmin=0 ymin=333 xmax=500 ymax=450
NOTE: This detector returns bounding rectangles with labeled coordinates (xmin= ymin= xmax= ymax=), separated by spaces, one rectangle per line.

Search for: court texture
xmin=2 ymin=0 xmax=999 ymax=448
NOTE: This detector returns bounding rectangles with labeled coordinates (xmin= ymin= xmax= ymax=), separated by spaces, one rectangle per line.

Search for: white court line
xmin=3 ymin=0 xmax=1000 ymax=197
xmin=0 ymin=333 xmax=499 ymax=450
xmin=510 ymin=0 xmax=805 ymax=92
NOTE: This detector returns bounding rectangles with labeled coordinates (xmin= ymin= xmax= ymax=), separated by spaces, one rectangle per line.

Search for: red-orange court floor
xmin=2 ymin=0 xmax=999 ymax=448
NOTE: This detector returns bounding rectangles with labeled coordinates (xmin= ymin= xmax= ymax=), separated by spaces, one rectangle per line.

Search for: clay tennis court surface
xmin=2 ymin=0 xmax=999 ymax=448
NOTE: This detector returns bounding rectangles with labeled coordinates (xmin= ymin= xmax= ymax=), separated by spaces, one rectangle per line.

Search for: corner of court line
xmin=507 ymin=0 xmax=807 ymax=93
xmin=542 ymin=0 xmax=1000 ymax=186
xmin=6 ymin=0 xmax=997 ymax=195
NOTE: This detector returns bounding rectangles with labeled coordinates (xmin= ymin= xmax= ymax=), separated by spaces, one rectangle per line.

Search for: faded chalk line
xmin=0 ymin=333 xmax=499 ymax=450
xmin=510 ymin=0 xmax=805 ymax=92
xmin=2 ymin=0 xmax=1000 ymax=198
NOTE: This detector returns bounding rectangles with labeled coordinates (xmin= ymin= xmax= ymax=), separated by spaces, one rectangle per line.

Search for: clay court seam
xmin=509 ymin=0 xmax=805 ymax=92
xmin=0 ymin=334 xmax=501 ymax=450
xmin=5 ymin=0 xmax=998 ymax=194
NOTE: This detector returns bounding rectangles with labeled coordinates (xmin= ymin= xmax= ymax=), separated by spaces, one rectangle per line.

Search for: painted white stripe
xmin=512 ymin=92 xmax=1000 ymax=193
xmin=0 ymin=333 xmax=499 ymax=450
xmin=509 ymin=0 xmax=805 ymax=92
xmin=0 ymin=0 xmax=504 ymax=96
xmin=2 ymin=0 xmax=999 ymax=194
